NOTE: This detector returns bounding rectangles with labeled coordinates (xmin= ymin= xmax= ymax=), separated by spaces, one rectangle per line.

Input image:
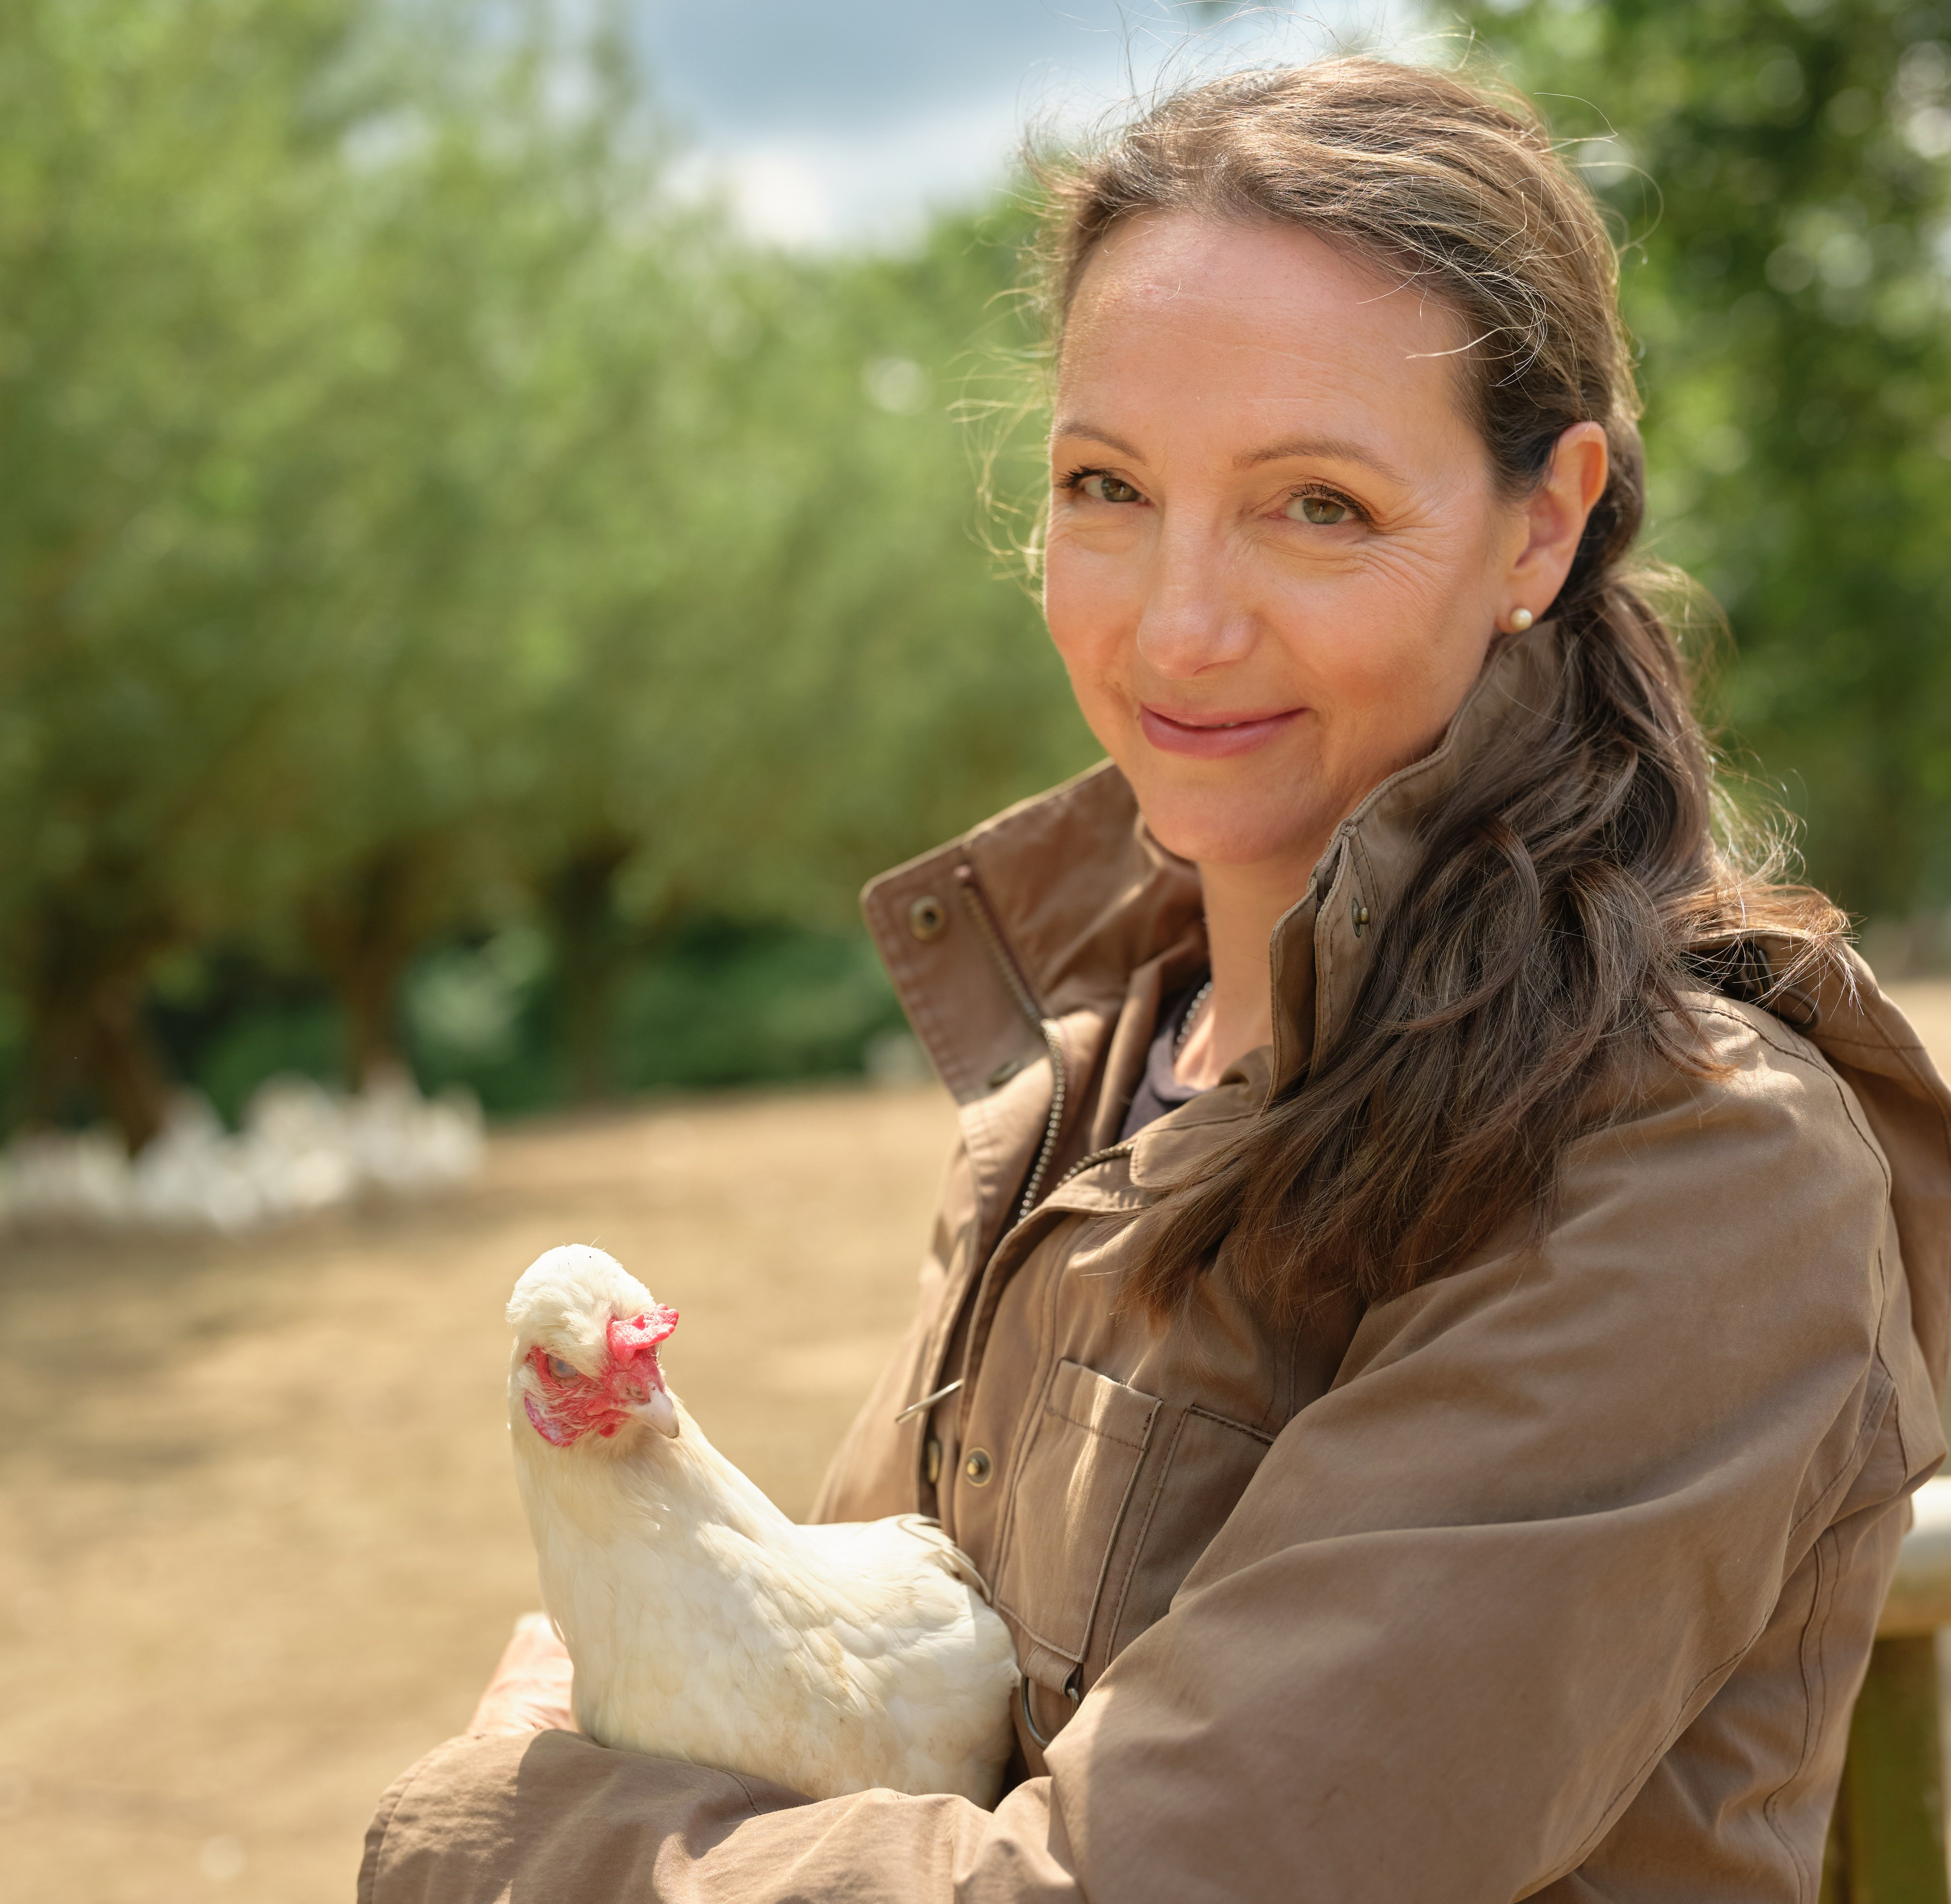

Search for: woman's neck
xmin=1175 ymin=853 xmax=1320 ymax=1091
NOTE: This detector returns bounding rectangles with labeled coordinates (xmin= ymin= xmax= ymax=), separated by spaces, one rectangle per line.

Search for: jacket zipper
xmin=1052 ymin=1140 xmax=1134 ymax=1192
xmin=953 ymin=864 xmax=1070 ymax=1227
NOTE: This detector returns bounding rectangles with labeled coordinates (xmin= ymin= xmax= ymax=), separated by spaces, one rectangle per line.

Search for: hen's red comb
xmin=607 ymin=1307 xmax=678 ymax=1364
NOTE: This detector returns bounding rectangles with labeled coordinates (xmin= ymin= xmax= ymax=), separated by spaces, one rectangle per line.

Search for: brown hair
xmin=1032 ymin=58 xmax=1848 ymax=1322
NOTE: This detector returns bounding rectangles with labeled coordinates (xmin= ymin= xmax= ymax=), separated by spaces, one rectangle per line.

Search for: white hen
xmin=506 ymin=1244 xmax=1020 ymax=1805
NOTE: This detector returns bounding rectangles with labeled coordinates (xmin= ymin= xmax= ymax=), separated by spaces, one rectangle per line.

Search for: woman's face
xmin=1045 ymin=213 xmax=1568 ymax=890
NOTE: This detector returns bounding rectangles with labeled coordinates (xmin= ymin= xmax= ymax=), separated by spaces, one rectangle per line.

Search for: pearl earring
xmin=1508 ymin=607 xmax=1535 ymax=632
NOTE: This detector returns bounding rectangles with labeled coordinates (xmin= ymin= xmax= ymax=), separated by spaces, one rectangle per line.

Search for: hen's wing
xmin=796 ymin=1514 xmax=997 ymax=1602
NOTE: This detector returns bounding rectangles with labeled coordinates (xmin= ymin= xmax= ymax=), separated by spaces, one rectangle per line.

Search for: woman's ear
xmin=1501 ymin=421 xmax=1610 ymax=624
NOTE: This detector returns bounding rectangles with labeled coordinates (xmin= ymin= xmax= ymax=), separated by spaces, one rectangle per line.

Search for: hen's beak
xmin=630 ymin=1389 xmax=680 ymax=1438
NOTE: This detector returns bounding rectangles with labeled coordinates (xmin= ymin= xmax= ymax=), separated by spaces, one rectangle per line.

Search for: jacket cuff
xmin=359 ymin=1729 xmax=1077 ymax=1904
xmin=360 ymin=1730 xmax=782 ymax=1904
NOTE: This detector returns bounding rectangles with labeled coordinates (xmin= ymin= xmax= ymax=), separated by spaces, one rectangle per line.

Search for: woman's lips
xmin=1139 ymin=703 xmax=1303 ymax=759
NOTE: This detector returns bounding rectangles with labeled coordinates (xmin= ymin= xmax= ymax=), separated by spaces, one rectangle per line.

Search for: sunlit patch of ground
xmin=0 ymin=1081 xmax=958 ymax=1904
xmin=5 ymin=984 xmax=1948 ymax=1903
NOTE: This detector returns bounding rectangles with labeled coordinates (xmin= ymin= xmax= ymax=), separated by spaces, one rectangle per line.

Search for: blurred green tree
xmin=0 ymin=0 xmax=1094 ymax=1143
xmin=0 ymin=0 xmax=371 ymax=1144
xmin=1452 ymin=0 xmax=1951 ymax=917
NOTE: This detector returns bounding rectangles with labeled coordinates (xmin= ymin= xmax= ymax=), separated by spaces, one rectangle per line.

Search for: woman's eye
xmin=1286 ymin=492 xmax=1353 ymax=526
xmin=1078 ymin=472 xmax=1142 ymax=504
xmin=547 ymin=1356 xmax=576 ymax=1382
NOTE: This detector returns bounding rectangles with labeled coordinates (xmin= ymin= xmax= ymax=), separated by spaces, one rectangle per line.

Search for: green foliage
xmin=1451 ymin=0 xmax=1951 ymax=913
xmin=0 ymin=1 xmax=1091 ymax=1143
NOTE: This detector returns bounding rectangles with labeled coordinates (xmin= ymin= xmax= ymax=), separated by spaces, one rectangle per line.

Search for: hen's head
xmin=507 ymin=1245 xmax=681 ymax=1450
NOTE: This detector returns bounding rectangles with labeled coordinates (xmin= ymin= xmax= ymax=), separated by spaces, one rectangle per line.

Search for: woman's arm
xmin=463 ymin=1615 xmax=575 ymax=1740
xmin=359 ymin=1733 xmax=1075 ymax=1904
xmin=362 ymin=1009 xmax=1943 ymax=1903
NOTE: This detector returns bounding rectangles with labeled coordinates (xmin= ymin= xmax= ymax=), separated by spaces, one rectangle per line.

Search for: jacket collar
xmin=862 ymin=618 xmax=1565 ymax=1118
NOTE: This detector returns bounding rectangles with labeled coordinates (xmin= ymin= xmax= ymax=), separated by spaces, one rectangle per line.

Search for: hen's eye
xmin=1078 ymin=472 xmax=1141 ymax=504
xmin=547 ymin=1356 xmax=576 ymax=1382
xmin=1286 ymin=492 xmax=1352 ymax=526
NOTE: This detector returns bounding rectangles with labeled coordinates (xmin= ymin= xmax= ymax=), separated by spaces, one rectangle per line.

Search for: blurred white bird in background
xmin=506 ymin=1245 xmax=1020 ymax=1805
xmin=0 ymin=1064 xmax=481 ymax=1234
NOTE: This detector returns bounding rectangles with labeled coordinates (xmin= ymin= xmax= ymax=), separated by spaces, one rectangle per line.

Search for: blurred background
xmin=6 ymin=0 xmax=1951 ymax=1898
xmin=4 ymin=0 xmax=1951 ymax=1160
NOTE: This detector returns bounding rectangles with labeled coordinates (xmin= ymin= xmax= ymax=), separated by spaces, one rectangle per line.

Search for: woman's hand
xmin=467 ymin=1611 xmax=578 ymax=1737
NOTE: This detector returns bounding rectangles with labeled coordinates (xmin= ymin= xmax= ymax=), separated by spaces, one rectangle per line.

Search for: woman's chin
xmin=1138 ymin=802 xmax=1332 ymax=885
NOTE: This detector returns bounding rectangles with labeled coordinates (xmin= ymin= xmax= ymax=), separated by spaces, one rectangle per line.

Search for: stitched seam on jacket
xmin=1006 ymin=1476 xmax=1153 ymax=1668
xmin=921 ymin=1111 xmax=998 ymax=1469
xmin=1562 ymin=1385 xmax=1894 ymax=1874
xmin=1861 ymin=1225 xmax=1919 ymax=1495
xmin=1788 ymin=1365 xmax=1894 ymax=1546
xmin=1818 ymin=1028 xmax=1927 ymax=1052
xmin=1890 ymin=1031 xmax=1951 ymax=1168
xmin=1348 ymin=831 xmax=1381 ymax=944
xmin=720 ymin=1769 xmax=769 ymax=1819
xmin=1185 ymin=1401 xmax=1277 ymax=1446
xmin=354 ymin=1773 xmax=406 ymax=1904
xmin=1099 ymin=1409 xmax=1187 ymax=1665
xmin=1786 ymin=1014 xmax=1951 ymax=1172
xmin=1313 ymin=848 xmax=1349 ymax=1063
xmin=1763 ymin=1523 xmax=1839 ymax=1902
xmin=1044 ymin=1388 xmax=1155 ymax=1449
xmin=877 ymin=879 xmax=968 ymax=1102
xmin=1695 ymin=1005 xmax=1894 ymax=1196
xmin=1002 ymin=1416 xmax=1161 ymax=1664
xmin=997 ymin=1367 xmax=1162 ymax=1663
xmin=1695 ymin=1000 xmax=1912 ymax=1488
xmin=986 ymin=1265 xmax=1071 ymax=1629
xmin=1719 ymin=971 xmax=1926 ymax=1487
xmin=357 ymin=1737 xmax=462 ymax=1904
xmin=1099 ymin=1405 xmax=1278 ymax=1663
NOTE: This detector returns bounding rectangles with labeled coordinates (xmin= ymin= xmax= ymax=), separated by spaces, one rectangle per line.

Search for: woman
xmin=363 ymin=59 xmax=1951 ymax=1901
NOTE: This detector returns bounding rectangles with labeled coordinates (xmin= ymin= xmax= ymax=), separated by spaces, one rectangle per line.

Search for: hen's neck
xmin=517 ymin=1392 xmax=799 ymax=1551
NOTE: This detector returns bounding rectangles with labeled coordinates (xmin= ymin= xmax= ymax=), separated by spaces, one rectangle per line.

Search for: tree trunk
xmin=25 ymin=960 xmax=174 ymax=1155
xmin=82 ymin=973 xmax=174 ymax=1152
xmin=304 ymin=846 xmax=437 ymax=1092
xmin=547 ymin=838 xmax=634 ymax=1104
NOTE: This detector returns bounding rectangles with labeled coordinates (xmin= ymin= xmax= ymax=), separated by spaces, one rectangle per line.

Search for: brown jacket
xmin=361 ymin=627 xmax=1951 ymax=1902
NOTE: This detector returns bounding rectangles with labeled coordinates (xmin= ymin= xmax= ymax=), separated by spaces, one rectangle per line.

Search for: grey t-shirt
xmin=1118 ymin=975 xmax=1212 ymax=1142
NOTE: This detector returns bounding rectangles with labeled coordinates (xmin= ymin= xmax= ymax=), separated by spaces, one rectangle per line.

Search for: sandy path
xmin=5 ymin=982 xmax=1948 ymax=1902
xmin=0 ymin=1082 xmax=959 ymax=1903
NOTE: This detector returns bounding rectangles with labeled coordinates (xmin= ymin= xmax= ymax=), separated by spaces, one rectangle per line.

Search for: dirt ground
xmin=5 ymin=983 xmax=1949 ymax=1903
xmin=0 ymin=1080 xmax=960 ymax=1903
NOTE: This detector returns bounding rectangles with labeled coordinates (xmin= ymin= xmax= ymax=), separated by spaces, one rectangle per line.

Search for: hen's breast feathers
xmin=515 ymin=1400 xmax=1017 ymax=1804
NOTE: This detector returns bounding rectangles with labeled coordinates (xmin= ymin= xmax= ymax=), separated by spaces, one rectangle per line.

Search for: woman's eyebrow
xmin=1051 ymin=420 xmax=1146 ymax=461
xmin=1236 ymin=435 xmax=1407 ymax=483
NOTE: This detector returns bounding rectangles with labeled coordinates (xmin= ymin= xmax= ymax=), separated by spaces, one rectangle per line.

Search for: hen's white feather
xmin=506 ymin=1245 xmax=1019 ymax=1805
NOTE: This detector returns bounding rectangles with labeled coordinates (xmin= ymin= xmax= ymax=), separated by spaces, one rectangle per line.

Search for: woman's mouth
xmin=1139 ymin=703 xmax=1303 ymax=759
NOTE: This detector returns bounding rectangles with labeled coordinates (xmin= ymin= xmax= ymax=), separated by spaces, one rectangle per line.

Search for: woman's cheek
xmin=1043 ymin=546 xmax=1136 ymax=705
xmin=1047 ymin=638 xmax=1134 ymax=762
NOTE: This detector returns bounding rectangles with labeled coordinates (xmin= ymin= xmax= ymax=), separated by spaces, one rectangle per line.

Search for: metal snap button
xmin=1351 ymin=898 xmax=1370 ymax=937
xmin=963 ymin=1448 xmax=993 ymax=1486
xmin=908 ymin=895 xmax=947 ymax=941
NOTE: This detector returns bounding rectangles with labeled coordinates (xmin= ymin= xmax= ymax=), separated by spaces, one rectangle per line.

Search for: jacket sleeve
xmin=361 ymin=1010 xmax=1944 ymax=1904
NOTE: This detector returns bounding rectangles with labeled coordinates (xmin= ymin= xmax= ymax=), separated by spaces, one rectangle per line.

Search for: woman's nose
xmin=1132 ymin=519 xmax=1254 ymax=678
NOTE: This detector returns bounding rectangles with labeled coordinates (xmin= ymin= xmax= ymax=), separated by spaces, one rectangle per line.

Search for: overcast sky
xmin=632 ymin=1 xmax=1421 ymax=247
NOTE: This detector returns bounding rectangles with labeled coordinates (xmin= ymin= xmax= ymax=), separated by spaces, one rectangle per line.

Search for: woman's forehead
xmin=1058 ymin=211 xmax=1473 ymax=452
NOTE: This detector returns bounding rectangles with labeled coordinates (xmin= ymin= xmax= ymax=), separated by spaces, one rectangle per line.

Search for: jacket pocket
xmin=1098 ymin=1404 xmax=1275 ymax=1665
xmin=993 ymin=1359 xmax=1162 ymax=1689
